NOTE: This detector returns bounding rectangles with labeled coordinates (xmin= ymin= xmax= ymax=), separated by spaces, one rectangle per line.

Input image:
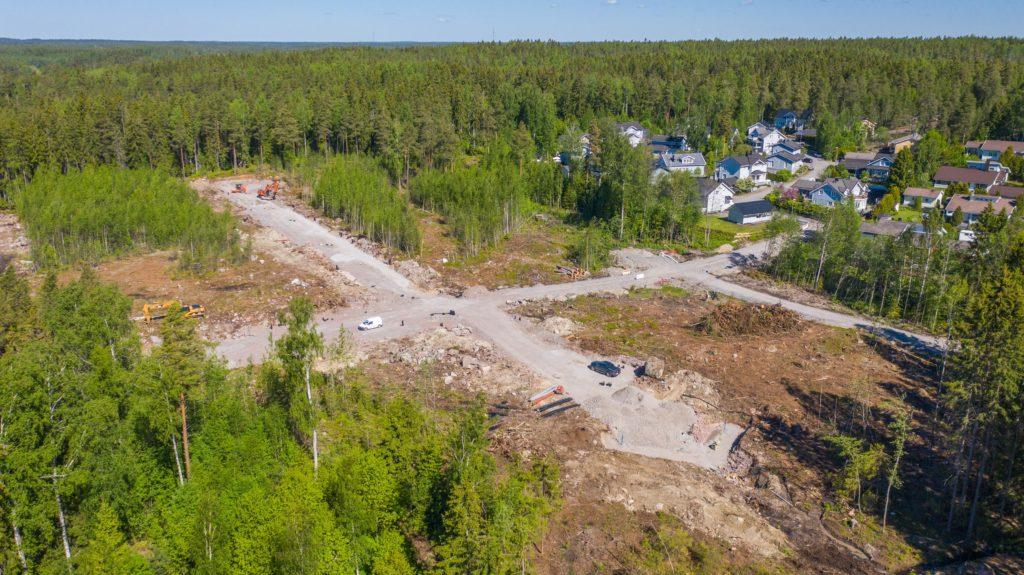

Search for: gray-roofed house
xmin=902 ymin=187 xmax=944 ymax=209
xmin=860 ymin=219 xmax=912 ymax=238
xmin=697 ymin=178 xmax=735 ymax=214
xmin=649 ymin=134 xmax=688 ymax=155
xmin=772 ymin=139 xmax=804 ymax=155
xmin=747 ymin=122 xmax=786 ymax=154
xmin=766 ymin=150 xmax=807 ymax=173
xmin=652 ymin=151 xmax=706 ymax=178
xmin=965 ymin=139 xmax=1024 ymax=160
xmin=809 ymin=178 xmax=869 ymax=213
xmin=715 ymin=154 xmax=768 ymax=184
xmin=727 ymin=200 xmax=774 ymax=225
xmin=774 ymin=109 xmax=811 ymax=133
xmin=884 ymin=133 xmax=921 ymax=154
xmin=841 ymin=151 xmax=894 ymax=184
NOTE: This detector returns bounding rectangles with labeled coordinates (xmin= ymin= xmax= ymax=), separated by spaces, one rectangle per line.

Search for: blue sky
xmin=4 ymin=0 xmax=1023 ymax=42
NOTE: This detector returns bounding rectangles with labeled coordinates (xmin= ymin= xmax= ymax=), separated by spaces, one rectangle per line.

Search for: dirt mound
xmin=695 ymin=301 xmax=800 ymax=337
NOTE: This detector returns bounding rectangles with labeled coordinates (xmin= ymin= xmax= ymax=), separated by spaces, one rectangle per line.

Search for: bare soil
xmin=0 ymin=211 xmax=30 ymax=273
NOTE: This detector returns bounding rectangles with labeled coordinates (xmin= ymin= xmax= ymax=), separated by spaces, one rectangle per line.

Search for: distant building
xmin=841 ymin=151 xmax=894 ymax=184
xmin=902 ymin=187 xmax=944 ymax=209
xmin=860 ymin=219 xmax=912 ymax=238
xmin=884 ymin=133 xmax=921 ymax=154
xmin=943 ymin=194 xmax=1014 ymax=224
xmin=773 ymin=109 xmax=812 ymax=133
xmin=649 ymin=134 xmax=688 ymax=155
xmin=965 ymin=139 xmax=1024 ymax=160
xmin=933 ymin=166 xmax=1006 ymax=192
xmin=747 ymin=122 xmax=787 ymax=154
xmin=727 ymin=200 xmax=774 ymax=225
xmin=615 ymin=122 xmax=648 ymax=148
xmin=651 ymin=151 xmax=707 ymax=180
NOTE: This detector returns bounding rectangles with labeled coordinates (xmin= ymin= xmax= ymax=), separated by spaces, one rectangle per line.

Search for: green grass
xmin=890 ymin=209 xmax=922 ymax=223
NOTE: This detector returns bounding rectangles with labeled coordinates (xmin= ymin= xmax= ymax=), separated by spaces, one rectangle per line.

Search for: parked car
xmin=358 ymin=316 xmax=383 ymax=331
xmin=588 ymin=360 xmax=621 ymax=377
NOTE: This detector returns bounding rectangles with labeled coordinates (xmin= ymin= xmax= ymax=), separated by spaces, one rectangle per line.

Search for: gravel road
xmin=210 ymin=179 xmax=940 ymax=469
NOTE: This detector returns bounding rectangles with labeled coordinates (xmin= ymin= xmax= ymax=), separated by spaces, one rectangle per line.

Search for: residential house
xmin=884 ymin=133 xmax=921 ymax=154
xmin=747 ymin=122 xmax=786 ymax=154
xmin=902 ymin=187 xmax=944 ymax=209
xmin=966 ymin=158 xmax=1011 ymax=175
xmin=774 ymin=109 xmax=811 ymax=133
xmin=772 ymin=139 xmax=804 ymax=155
xmin=807 ymin=177 xmax=870 ymax=213
xmin=615 ymin=122 xmax=648 ymax=148
xmin=860 ymin=219 xmax=911 ymax=238
xmin=715 ymin=154 xmax=768 ymax=184
xmin=933 ymin=166 xmax=1007 ymax=192
xmin=698 ymin=178 xmax=735 ymax=214
xmin=944 ymin=194 xmax=1014 ymax=224
xmin=649 ymin=134 xmax=688 ymax=156
xmin=791 ymin=179 xmax=823 ymax=197
xmin=766 ymin=150 xmax=806 ymax=174
xmin=841 ymin=151 xmax=893 ymax=184
xmin=991 ymin=184 xmax=1024 ymax=201
xmin=651 ymin=152 xmax=707 ymax=179
xmin=965 ymin=139 xmax=1024 ymax=160
xmin=727 ymin=200 xmax=774 ymax=225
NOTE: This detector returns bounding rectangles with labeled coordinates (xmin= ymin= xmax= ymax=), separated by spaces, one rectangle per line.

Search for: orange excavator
xmin=232 ymin=183 xmax=247 ymax=193
xmin=257 ymin=177 xmax=280 ymax=200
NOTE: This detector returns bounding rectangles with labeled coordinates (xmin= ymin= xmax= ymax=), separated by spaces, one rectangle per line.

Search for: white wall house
xmin=698 ymin=178 xmax=735 ymax=214
xmin=653 ymin=152 xmax=706 ymax=177
xmin=808 ymin=178 xmax=869 ymax=213
xmin=747 ymin=122 xmax=787 ymax=154
xmin=616 ymin=122 xmax=648 ymax=148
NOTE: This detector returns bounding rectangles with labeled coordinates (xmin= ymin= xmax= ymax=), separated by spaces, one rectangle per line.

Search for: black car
xmin=588 ymin=360 xmax=621 ymax=377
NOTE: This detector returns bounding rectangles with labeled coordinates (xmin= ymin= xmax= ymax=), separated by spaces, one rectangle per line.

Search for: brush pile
xmin=695 ymin=301 xmax=800 ymax=337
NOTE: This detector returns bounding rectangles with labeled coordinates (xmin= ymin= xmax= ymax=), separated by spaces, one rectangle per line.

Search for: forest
xmin=0 ymin=270 xmax=558 ymax=574
xmin=11 ymin=167 xmax=243 ymax=270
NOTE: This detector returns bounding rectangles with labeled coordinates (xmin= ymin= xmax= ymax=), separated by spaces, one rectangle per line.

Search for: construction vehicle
xmin=257 ymin=177 xmax=280 ymax=200
xmin=142 ymin=301 xmax=206 ymax=323
xmin=232 ymin=183 xmax=247 ymax=193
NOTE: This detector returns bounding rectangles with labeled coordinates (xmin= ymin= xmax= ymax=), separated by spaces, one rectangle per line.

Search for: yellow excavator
xmin=142 ymin=301 xmax=206 ymax=323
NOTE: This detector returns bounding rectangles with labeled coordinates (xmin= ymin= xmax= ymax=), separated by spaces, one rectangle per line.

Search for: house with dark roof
xmin=965 ymin=139 xmax=1024 ymax=160
xmin=933 ymin=166 xmax=1006 ymax=192
xmin=840 ymin=152 xmax=894 ymax=184
xmin=773 ymin=109 xmax=812 ymax=133
xmin=649 ymin=134 xmax=688 ymax=155
xmin=747 ymin=122 xmax=786 ymax=154
xmin=807 ymin=178 xmax=869 ymax=213
xmin=766 ymin=150 xmax=807 ymax=173
xmin=726 ymin=200 xmax=774 ymax=224
xmin=715 ymin=154 xmax=768 ymax=184
xmin=697 ymin=178 xmax=735 ymax=214
xmin=990 ymin=184 xmax=1024 ymax=200
xmin=943 ymin=194 xmax=1014 ymax=223
xmin=902 ymin=187 xmax=944 ymax=209
xmin=772 ymin=139 xmax=804 ymax=155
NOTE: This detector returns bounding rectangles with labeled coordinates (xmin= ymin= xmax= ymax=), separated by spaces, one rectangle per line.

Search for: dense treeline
xmin=312 ymin=155 xmax=421 ymax=254
xmin=768 ymin=199 xmax=1024 ymax=541
xmin=2 ymin=38 xmax=1024 ymax=193
xmin=13 ymin=166 xmax=242 ymax=269
xmin=0 ymin=271 xmax=557 ymax=574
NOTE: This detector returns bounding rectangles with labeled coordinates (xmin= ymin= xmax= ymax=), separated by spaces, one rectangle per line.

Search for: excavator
xmin=257 ymin=177 xmax=280 ymax=200
xmin=142 ymin=301 xmax=206 ymax=323
xmin=232 ymin=183 xmax=247 ymax=193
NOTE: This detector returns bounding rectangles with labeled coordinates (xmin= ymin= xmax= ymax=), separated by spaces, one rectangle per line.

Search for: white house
xmin=902 ymin=187 xmax=944 ymax=209
xmin=697 ymin=178 xmax=735 ymax=214
xmin=615 ymin=122 xmax=648 ymax=148
xmin=652 ymin=151 xmax=706 ymax=178
xmin=727 ymin=199 xmax=774 ymax=224
xmin=715 ymin=154 xmax=768 ymax=184
xmin=808 ymin=178 xmax=869 ymax=213
xmin=747 ymin=122 xmax=787 ymax=154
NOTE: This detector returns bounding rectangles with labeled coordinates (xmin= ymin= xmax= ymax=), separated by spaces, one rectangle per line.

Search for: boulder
xmin=541 ymin=316 xmax=578 ymax=336
xmin=716 ymin=243 xmax=734 ymax=254
xmin=642 ymin=356 xmax=666 ymax=379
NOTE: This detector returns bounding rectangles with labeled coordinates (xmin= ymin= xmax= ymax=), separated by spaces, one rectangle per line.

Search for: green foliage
xmin=824 ymin=435 xmax=886 ymax=509
xmin=0 ymin=284 xmax=559 ymax=574
xmin=769 ymin=170 xmax=793 ymax=183
xmin=569 ymin=223 xmax=614 ymax=271
xmin=312 ymin=155 xmax=421 ymax=254
xmin=13 ymin=167 xmax=241 ymax=270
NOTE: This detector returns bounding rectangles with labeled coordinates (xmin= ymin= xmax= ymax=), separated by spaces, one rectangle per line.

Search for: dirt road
xmin=209 ymin=178 xmax=940 ymax=469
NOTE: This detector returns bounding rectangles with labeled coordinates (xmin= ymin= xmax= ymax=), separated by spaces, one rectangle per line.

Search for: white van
xmin=358 ymin=316 xmax=383 ymax=331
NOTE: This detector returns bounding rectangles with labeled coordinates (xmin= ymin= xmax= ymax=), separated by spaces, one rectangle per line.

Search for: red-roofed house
xmin=933 ymin=166 xmax=1006 ymax=192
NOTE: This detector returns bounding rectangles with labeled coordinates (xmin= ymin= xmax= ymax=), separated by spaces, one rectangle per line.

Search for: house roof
xmin=934 ymin=166 xmax=1001 ymax=186
xmin=615 ymin=121 xmax=645 ymax=133
xmin=826 ymin=177 xmax=867 ymax=197
xmin=770 ymin=150 xmax=805 ymax=164
xmin=775 ymin=109 xmax=797 ymax=118
xmin=722 ymin=153 xmax=766 ymax=168
xmin=775 ymin=139 xmax=804 ymax=152
xmin=792 ymin=179 xmax=822 ymax=193
xmin=966 ymin=140 xmax=1024 ymax=154
xmin=659 ymin=152 xmax=706 ymax=168
xmin=991 ymin=184 xmax=1024 ymax=200
xmin=860 ymin=220 xmax=912 ymax=237
xmin=904 ymin=187 xmax=942 ymax=199
xmin=842 ymin=152 xmax=878 ymax=162
xmin=888 ymin=133 xmax=921 ymax=146
xmin=944 ymin=194 xmax=1014 ymax=216
xmin=730 ymin=200 xmax=773 ymax=216
xmin=698 ymin=178 xmax=733 ymax=199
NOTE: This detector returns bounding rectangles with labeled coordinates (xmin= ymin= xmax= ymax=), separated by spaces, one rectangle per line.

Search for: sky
xmin=4 ymin=0 xmax=1024 ymax=43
